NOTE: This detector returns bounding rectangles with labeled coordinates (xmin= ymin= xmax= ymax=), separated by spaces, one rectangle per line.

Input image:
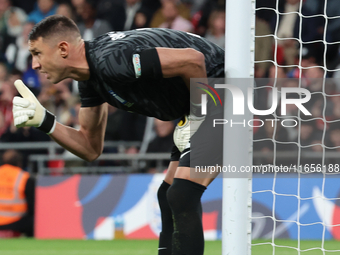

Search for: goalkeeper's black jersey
xmin=79 ymin=28 xmax=224 ymax=121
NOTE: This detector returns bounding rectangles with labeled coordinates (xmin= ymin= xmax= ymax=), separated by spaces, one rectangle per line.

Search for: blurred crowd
xmin=1 ymin=0 xmax=340 ymax=171
xmin=254 ymin=0 xmax=340 ymax=167
xmin=0 ymin=0 xmax=226 ymax=172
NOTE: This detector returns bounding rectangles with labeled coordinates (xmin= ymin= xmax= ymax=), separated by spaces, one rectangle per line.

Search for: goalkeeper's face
xmin=29 ymin=37 xmax=68 ymax=84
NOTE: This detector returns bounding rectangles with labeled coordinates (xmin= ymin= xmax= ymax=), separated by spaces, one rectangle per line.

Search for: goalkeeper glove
xmin=12 ymin=79 xmax=56 ymax=134
xmin=173 ymin=114 xmax=205 ymax=152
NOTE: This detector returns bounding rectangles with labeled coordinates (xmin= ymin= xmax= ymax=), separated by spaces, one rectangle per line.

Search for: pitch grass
xmin=0 ymin=239 xmax=339 ymax=255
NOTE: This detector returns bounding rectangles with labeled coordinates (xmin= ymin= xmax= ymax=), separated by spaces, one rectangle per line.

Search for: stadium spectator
xmin=0 ymin=126 xmax=50 ymax=170
xmin=286 ymin=50 xmax=318 ymax=81
xmin=267 ymin=0 xmax=325 ymax=67
xmin=297 ymin=119 xmax=324 ymax=165
xmin=303 ymin=0 xmax=340 ymax=44
xmin=76 ymin=0 xmax=112 ymax=41
xmin=7 ymin=67 xmax=21 ymax=84
xmin=0 ymin=62 xmax=8 ymax=82
xmin=0 ymin=150 xmax=35 ymax=237
xmin=28 ymin=0 xmax=57 ymax=24
xmin=10 ymin=0 xmax=35 ymax=15
xmin=21 ymin=55 xmax=41 ymax=97
xmin=56 ymin=3 xmax=75 ymax=21
xmin=0 ymin=0 xmax=27 ymax=56
xmin=94 ymin=0 xmax=124 ymax=31
xmin=256 ymin=0 xmax=284 ymax=26
xmin=187 ymin=0 xmax=205 ymax=17
xmin=150 ymin=0 xmax=190 ymax=29
xmin=99 ymin=0 xmax=153 ymax=31
xmin=5 ymin=21 xmax=34 ymax=72
xmin=104 ymin=105 xmax=126 ymax=142
xmin=254 ymin=16 xmax=273 ymax=78
xmin=329 ymin=123 xmax=340 ymax=145
xmin=123 ymin=0 xmax=148 ymax=30
xmin=276 ymin=91 xmax=303 ymax=120
xmin=276 ymin=0 xmax=300 ymax=67
xmin=105 ymin=106 xmax=146 ymax=143
xmin=143 ymin=119 xmax=175 ymax=173
xmin=304 ymin=66 xmax=326 ymax=92
xmin=12 ymin=15 xmax=224 ymax=255
xmin=253 ymin=118 xmax=291 ymax=150
xmin=328 ymin=95 xmax=340 ymax=120
xmin=67 ymin=100 xmax=81 ymax=130
xmin=132 ymin=6 xmax=153 ymax=29
xmin=204 ymin=8 xmax=225 ymax=49
xmin=37 ymin=76 xmax=76 ymax=126
xmin=158 ymin=0 xmax=194 ymax=32
xmin=306 ymin=92 xmax=324 ymax=118
xmin=254 ymin=64 xmax=287 ymax=113
xmin=298 ymin=119 xmax=322 ymax=147
xmin=0 ymin=0 xmax=27 ymax=38
xmin=0 ymin=79 xmax=15 ymax=137
xmin=0 ymin=0 xmax=12 ymax=34
xmin=253 ymin=116 xmax=295 ymax=166
xmin=190 ymin=0 xmax=225 ymax=36
xmin=292 ymin=2 xmax=324 ymax=66
xmin=101 ymin=106 xmax=146 ymax=170
xmin=70 ymin=0 xmax=84 ymax=22
xmin=325 ymin=122 xmax=340 ymax=165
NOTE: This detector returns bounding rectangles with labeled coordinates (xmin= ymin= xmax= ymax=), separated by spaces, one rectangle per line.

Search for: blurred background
xmin=1 ymin=0 xmax=340 ymax=246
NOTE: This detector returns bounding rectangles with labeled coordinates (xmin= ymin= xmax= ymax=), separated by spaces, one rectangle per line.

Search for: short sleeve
xmin=78 ymin=81 xmax=105 ymax=107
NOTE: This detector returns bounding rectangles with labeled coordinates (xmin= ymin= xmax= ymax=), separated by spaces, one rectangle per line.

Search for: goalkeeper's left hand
xmin=173 ymin=115 xmax=205 ymax=152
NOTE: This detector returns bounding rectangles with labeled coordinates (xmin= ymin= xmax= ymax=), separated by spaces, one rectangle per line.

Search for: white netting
xmin=252 ymin=0 xmax=340 ymax=254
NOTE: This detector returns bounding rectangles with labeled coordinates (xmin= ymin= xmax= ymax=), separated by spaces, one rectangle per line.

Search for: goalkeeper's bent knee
xmin=166 ymin=178 xmax=206 ymax=255
xmin=167 ymin=178 xmax=206 ymax=215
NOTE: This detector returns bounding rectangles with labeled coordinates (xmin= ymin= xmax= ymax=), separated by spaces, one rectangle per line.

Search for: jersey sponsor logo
xmin=132 ymin=54 xmax=141 ymax=78
xmin=107 ymin=32 xmax=126 ymax=41
xmin=108 ymin=90 xmax=134 ymax=107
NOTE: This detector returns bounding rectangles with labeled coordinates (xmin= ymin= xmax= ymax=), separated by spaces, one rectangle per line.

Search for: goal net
xmin=251 ymin=0 xmax=340 ymax=254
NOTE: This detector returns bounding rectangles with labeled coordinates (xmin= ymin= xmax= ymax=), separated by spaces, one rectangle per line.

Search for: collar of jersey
xmin=84 ymin=41 xmax=96 ymax=82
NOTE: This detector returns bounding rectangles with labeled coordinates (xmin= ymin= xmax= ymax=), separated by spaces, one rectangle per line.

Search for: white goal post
xmin=222 ymin=0 xmax=255 ymax=255
xmin=223 ymin=0 xmax=340 ymax=254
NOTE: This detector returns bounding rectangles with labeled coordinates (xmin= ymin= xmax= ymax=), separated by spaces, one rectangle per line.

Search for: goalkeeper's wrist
xmin=37 ymin=110 xmax=56 ymax=135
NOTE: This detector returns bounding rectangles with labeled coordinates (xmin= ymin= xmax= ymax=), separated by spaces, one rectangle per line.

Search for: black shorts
xmin=170 ymin=112 xmax=223 ymax=168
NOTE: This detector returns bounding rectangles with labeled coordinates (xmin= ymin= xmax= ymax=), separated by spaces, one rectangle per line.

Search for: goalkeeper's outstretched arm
xmin=50 ymin=104 xmax=108 ymax=162
xmin=13 ymin=80 xmax=108 ymax=162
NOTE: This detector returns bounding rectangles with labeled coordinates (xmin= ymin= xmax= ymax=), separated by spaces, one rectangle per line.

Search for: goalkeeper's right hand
xmin=12 ymin=79 xmax=56 ymax=134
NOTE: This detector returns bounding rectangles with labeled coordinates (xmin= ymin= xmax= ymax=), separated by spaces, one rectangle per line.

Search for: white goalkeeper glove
xmin=12 ymin=79 xmax=56 ymax=134
xmin=173 ymin=114 xmax=205 ymax=152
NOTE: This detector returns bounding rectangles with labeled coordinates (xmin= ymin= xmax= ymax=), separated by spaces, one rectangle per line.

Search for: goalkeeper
xmin=12 ymin=15 xmax=224 ymax=255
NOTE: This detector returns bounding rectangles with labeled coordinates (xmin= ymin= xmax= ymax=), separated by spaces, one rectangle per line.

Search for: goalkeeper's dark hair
xmin=28 ymin=15 xmax=81 ymax=42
